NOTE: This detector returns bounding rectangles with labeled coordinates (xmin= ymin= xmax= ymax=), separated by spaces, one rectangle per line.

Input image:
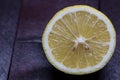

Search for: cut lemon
xmin=42 ymin=5 xmax=116 ymax=75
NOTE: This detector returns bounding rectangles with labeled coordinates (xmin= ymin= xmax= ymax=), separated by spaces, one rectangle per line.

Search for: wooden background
xmin=0 ymin=0 xmax=120 ymax=80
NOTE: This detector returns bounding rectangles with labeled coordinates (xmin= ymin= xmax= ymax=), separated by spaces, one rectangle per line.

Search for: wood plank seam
xmin=7 ymin=0 xmax=23 ymax=80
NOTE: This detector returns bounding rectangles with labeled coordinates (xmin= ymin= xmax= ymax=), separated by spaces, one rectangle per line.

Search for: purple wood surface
xmin=0 ymin=0 xmax=21 ymax=80
xmin=17 ymin=0 xmax=98 ymax=41
xmin=9 ymin=42 xmax=53 ymax=80
xmin=9 ymin=0 xmax=100 ymax=80
xmin=9 ymin=42 xmax=100 ymax=80
xmin=8 ymin=0 xmax=120 ymax=80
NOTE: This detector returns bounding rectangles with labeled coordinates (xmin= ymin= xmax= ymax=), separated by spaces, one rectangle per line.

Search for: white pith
xmin=72 ymin=37 xmax=89 ymax=51
xmin=42 ymin=5 xmax=116 ymax=74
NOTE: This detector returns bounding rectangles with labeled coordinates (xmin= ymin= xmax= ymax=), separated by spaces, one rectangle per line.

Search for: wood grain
xmin=0 ymin=0 xmax=21 ymax=80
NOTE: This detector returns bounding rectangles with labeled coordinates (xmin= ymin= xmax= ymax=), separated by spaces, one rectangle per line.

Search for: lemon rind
xmin=42 ymin=5 xmax=116 ymax=75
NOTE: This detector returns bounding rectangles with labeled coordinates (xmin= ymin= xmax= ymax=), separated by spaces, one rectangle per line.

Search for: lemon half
xmin=42 ymin=5 xmax=116 ymax=75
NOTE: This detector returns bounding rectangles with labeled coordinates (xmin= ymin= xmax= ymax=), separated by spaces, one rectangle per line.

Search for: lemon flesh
xmin=42 ymin=5 xmax=116 ymax=75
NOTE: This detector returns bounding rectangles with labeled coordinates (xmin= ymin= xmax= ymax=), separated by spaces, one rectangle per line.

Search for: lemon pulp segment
xmin=48 ymin=11 xmax=110 ymax=68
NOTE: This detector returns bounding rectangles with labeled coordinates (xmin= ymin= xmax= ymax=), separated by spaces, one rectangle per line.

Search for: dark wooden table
xmin=0 ymin=0 xmax=120 ymax=80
